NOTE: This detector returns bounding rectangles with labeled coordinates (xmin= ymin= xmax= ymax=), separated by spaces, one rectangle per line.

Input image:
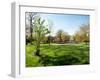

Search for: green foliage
xmin=32 ymin=16 xmax=50 ymax=56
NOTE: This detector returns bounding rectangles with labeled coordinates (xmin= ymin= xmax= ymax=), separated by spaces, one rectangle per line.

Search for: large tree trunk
xmin=35 ymin=49 xmax=40 ymax=56
xmin=35 ymin=44 xmax=41 ymax=56
xmin=35 ymin=34 xmax=41 ymax=56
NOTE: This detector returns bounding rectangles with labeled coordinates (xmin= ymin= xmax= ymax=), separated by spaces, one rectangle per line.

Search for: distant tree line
xmin=26 ymin=24 xmax=89 ymax=45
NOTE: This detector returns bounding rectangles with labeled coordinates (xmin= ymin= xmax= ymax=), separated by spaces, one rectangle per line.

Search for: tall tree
xmin=74 ymin=24 xmax=89 ymax=44
xmin=33 ymin=16 xmax=50 ymax=56
xmin=80 ymin=24 xmax=89 ymax=44
xmin=56 ymin=30 xmax=63 ymax=43
xmin=26 ymin=12 xmax=37 ymax=42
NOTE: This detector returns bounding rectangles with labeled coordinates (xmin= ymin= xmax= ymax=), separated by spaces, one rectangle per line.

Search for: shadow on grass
xmin=39 ymin=53 xmax=89 ymax=66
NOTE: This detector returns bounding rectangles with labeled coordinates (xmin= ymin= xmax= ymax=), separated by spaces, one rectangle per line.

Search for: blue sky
xmin=40 ymin=13 xmax=89 ymax=36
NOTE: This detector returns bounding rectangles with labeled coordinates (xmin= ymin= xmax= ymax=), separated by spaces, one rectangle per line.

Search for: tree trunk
xmin=35 ymin=49 xmax=40 ymax=56
xmin=35 ymin=34 xmax=41 ymax=56
xmin=30 ymin=15 xmax=33 ymax=43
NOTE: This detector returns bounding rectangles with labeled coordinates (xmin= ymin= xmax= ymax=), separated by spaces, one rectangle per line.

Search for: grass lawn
xmin=26 ymin=43 xmax=89 ymax=67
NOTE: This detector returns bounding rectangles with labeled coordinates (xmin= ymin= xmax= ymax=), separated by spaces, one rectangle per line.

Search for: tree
xmin=25 ymin=12 xmax=37 ymax=43
xmin=56 ymin=30 xmax=63 ymax=43
xmin=74 ymin=24 xmax=89 ymax=44
xmin=61 ymin=32 xmax=70 ymax=43
xmin=74 ymin=31 xmax=82 ymax=43
xmin=33 ymin=16 xmax=50 ymax=56
xmin=55 ymin=30 xmax=70 ymax=43
xmin=80 ymin=24 xmax=89 ymax=44
xmin=45 ymin=19 xmax=53 ymax=45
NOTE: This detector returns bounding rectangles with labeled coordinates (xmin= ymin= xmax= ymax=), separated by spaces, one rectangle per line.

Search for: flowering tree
xmin=33 ymin=16 xmax=50 ymax=56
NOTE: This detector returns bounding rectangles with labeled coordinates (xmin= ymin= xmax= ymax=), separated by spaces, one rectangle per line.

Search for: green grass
xmin=26 ymin=43 xmax=89 ymax=67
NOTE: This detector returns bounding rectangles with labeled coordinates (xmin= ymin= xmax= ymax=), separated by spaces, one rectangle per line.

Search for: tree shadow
xmin=39 ymin=53 xmax=88 ymax=66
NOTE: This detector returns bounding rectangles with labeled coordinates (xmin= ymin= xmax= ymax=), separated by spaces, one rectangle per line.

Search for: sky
xmin=39 ymin=13 xmax=90 ymax=36
xmin=26 ymin=12 xmax=89 ymax=36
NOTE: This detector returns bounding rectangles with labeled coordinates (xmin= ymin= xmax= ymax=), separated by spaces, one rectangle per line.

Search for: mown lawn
xmin=26 ymin=43 xmax=89 ymax=67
